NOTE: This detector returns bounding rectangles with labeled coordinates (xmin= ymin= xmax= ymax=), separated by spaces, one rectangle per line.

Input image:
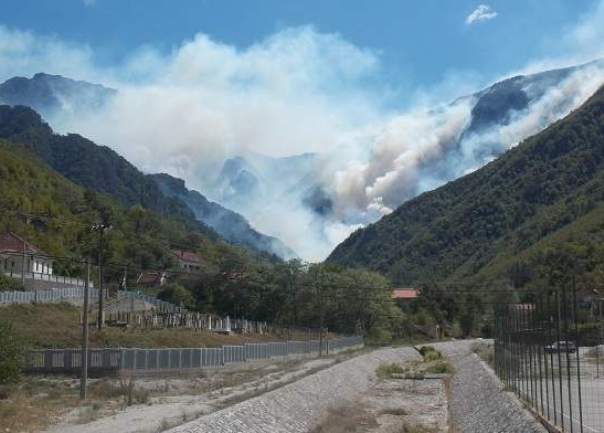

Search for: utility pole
xmin=21 ymin=238 xmax=26 ymax=287
xmin=317 ymin=281 xmax=325 ymax=357
xmin=92 ymin=223 xmax=111 ymax=330
xmin=80 ymin=260 xmax=90 ymax=400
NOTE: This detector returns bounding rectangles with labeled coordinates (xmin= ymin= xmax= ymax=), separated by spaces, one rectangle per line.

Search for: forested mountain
xmin=0 ymin=73 xmax=115 ymax=120
xmin=0 ymin=102 xmax=296 ymax=258
xmin=152 ymin=173 xmax=296 ymax=259
xmin=328 ymin=84 xmax=604 ymax=286
xmin=0 ymin=140 xmax=249 ymax=278
xmin=0 ymin=104 xmax=218 ymax=239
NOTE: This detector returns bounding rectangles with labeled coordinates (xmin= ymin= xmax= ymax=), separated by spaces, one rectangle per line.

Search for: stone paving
xmin=433 ymin=340 xmax=547 ymax=433
xmin=166 ymin=346 xmax=421 ymax=433
xmin=166 ymin=341 xmax=550 ymax=433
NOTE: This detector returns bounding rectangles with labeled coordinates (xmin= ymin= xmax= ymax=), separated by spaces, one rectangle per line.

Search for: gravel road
xmin=165 ymin=346 xmax=421 ymax=433
xmin=433 ymin=340 xmax=547 ymax=433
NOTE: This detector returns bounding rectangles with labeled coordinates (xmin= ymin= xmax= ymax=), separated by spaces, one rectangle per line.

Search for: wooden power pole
xmin=80 ymin=260 xmax=90 ymax=400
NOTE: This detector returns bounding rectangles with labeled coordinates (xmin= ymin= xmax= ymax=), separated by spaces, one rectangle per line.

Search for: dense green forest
xmin=328 ymin=84 xmax=604 ymax=290
xmin=0 ymin=140 xmax=401 ymax=338
xmin=0 ymin=140 xmax=249 ymax=276
xmin=0 ymin=104 xmax=215 ymax=239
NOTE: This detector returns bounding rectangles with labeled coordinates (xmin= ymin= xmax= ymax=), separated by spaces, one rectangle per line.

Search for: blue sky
xmin=1 ymin=0 xmax=600 ymax=93
xmin=2 ymin=0 xmax=604 ymax=259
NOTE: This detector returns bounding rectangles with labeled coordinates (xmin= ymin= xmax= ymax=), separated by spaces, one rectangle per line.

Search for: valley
xmin=2 ymin=4 xmax=604 ymax=432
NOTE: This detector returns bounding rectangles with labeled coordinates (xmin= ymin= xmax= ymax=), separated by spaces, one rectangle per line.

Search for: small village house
xmin=136 ymin=271 xmax=167 ymax=289
xmin=0 ymin=232 xmax=53 ymax=277
xmin=173 ymin=250 xmax=203 ymax=272
xmin=391 ymin=288 xmax=419 ymax=305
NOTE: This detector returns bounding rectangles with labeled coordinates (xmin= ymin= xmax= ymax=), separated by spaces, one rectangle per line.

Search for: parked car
xmin=544 ymin=341 xmax=577 ymax=354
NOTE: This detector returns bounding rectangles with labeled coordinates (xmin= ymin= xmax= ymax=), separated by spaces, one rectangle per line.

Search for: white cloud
xmin=465 ymin=4 xmax=498 ymax=25
xmin=0 ymin=1 xmax=603 ymax=261
xmin=83 ymin=0 xmax=96 ymax=6
xmin=0 ymin=26 xmax=97 ymax=82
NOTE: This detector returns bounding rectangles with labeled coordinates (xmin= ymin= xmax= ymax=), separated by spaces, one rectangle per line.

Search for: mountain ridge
xmin=327 ymin=83 xmax=604 ymax=285
xmin=152 ymin=173 xmax=297 ymax=260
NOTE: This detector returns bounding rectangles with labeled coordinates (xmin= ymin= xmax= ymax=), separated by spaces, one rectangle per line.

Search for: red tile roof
xmin=0 ymin=232 xmax=44 ymax=255
xmin=173 ymin=250 xmax=202 ymax=264
xmin=392 ymin=288 xmax=419 ymax=300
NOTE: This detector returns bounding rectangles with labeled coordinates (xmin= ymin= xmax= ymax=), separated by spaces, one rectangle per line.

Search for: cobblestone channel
xmin=167 ymin=341 xmax=549 ymax=433
xmin=166 ymin=347 xmax=421 ymax=433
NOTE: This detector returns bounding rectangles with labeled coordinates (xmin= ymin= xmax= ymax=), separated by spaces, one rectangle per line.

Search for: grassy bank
xmin=0 ymin=303 xmax=289 ymax=349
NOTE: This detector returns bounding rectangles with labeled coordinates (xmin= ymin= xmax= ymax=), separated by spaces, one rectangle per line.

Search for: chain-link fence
xmin=494 ymin=288 xmax=604 ymax=433
xmin=24 ymin=336 xmax=363 ymax=375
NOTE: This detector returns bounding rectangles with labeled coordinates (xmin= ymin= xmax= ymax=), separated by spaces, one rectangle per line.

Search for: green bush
xmin=157 ymin=283 xmax=193 ymax=308
xmin=423 ymin=350 xmax=443 ymax=362
xmin=366 ymin=325 xmax=393 ymax=346
xmin=0 ymin=321 xmax=24 ymax=384
xmin=0 ymin=274 xmax=23 ymax=292
xmin=376 ymin=362 xmax=405 ymax=379
xmin=425 ymin=360 xmax=454 ymax=374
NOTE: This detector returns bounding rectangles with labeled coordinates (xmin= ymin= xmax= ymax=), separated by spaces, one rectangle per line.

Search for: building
xmin=136 ymin=271 xmax=167 ymax=289
xmin=173 ymin=250 xmax=202 ymax=272
xmin=0 ymin=232 xmax=53 ymax=276
xmin=392 ymin=288 xmax=420 ymax=303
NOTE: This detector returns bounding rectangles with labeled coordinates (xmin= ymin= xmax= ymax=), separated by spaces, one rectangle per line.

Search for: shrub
xmin=425 ymin=360 xmax=454 ymax=375
xmin=0 ymin=274 xmax=23 ymax=291
xmin=418 ymin=345 xmax=436 ymax=356
xmin=423 ymin=350 xmax=442 ymax=362
xmin=366 ymin=325 xmax=393 ymax=346
xmin=0 ymin=320 xmax=24 ymax=384
xmin=376 ymin=362 xmax=405 ymax=379
xmin=471 ymin=341 xmax=494 ymax=367
xmin=157 ymin=283 xmax=193 ymax=308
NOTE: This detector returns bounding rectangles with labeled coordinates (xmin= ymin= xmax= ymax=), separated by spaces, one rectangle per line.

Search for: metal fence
xmin=494 ymin=288 xmax=604 ymax=433
xmin=1 ymin=270 xmax=91 ymax=288
xmin=0 ymin=287 xmax=100 ymax=305
xmin=25 ymin=336 xmax=364 ymax=375
xmin=0 ymin=287 xmax=180 ymax=313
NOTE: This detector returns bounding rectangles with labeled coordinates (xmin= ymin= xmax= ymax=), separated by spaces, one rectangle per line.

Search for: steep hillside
xmin=328 ymin=84 xmax=604 ymax=285
xmin=0 ymin=104 xmax=217 ymax=239
xmin=0 ymin=72 xmax=115 ymax=119
xmin=0 ymin=140 xmax=243 ymax=275
xmin=152 ymin=173 xmax=296 ymax=260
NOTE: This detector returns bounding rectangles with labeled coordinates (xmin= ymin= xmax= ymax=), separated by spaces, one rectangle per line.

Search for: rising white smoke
xmin=329 ymin=61 xmax=604 ymax=223
xmin=1 ymin=2 xmax=604 ymax=261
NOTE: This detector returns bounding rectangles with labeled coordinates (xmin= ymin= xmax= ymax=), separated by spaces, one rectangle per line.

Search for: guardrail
xmin=25 ymin=336 xmax=364 ymax=375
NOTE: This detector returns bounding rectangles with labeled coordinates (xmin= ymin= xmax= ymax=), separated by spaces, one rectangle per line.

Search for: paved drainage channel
xmin=433 ymin=341 xmax=548 ymax=433
xmin=165 ymin=347 xmax=421 ymax=433
xmin=166 ymin=341 xmax=552 ymax=433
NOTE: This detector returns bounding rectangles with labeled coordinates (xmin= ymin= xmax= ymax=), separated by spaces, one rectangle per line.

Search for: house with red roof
xmin=173 ymin=250 xmax=202 ymax=272
xmin=0 ymin=232 xmax=54 ymax=276
xmin=392 ymin=288 xmax=420 ymax=304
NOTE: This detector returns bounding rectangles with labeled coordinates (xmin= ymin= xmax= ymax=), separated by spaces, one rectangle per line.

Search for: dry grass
xmin=380 ymin=407 xmax=409 ymax=416
xmin=400 ymin=422 xmax=438 ymax=432
xmin=2 ymin=303 xmax=290 ymax=349
xmin=0 ymin=378 xmax=80 ymax=432
xmin=376 ymin=362 xmax=406 ymax=379
xmin=471 ymin=341 xmax=494 ymax=367
xmin=310 ymin=402 xmax=379 ymax=433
